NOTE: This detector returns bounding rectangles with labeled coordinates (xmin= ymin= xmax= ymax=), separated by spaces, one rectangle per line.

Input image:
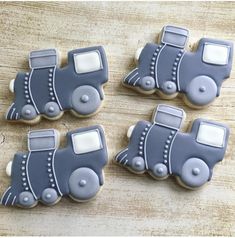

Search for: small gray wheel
xmin=180 ymin=158 xmax=210 ymax=188
xmin=131 ymin=157 xmax=145 ymax=172
xmin=41 ymin=188 xmax=58 ymax=205
xmin=71 ymin=86 xmax=101 ymax=115
xmin=162 ymin=81 xmax=177 ymax=95
xmin=140 ymin=76 xmax=155 ymax=91
xmin=44 ymin=102 xmax=61 ymax=118
xmin=186 ymin=76 xmax=217 ymax=106
xmin=153 ymin=163 xmax=168 ymax=178
xmin=21 ymin=104 xmax=37 ymax=120
xmin=69 ymin=167 xmax=100 ymax=201
xmin=18 ymin=191 xmax=36 ymax=208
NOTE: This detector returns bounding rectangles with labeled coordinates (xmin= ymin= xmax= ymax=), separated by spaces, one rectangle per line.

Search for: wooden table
xmin=0 ymin=1 xmax=234 ymax=236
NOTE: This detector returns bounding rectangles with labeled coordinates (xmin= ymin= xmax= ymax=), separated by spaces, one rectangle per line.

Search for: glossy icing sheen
xmin=123 ymin=25 xmax=233 ymax=107
xmin=1 ymin=125 xmax=108 ymax=208
xmin=6 ymin=46 xmax=108 ymax=123
xmin=115 ymin=104 xmax=230 ymax=189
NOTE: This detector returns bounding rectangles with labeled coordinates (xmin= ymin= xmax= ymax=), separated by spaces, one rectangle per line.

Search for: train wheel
xmin=68 ymin=167 xmax=100 ymax=201
xmin=44 ymin=102 xmax=61 ymax=118
xmin=21 ymin=104 xmax=37 ymax=120
xmin=18 ymin=191 xmax=37 ymax=208
xmin=180 ymin=158 xmax=210 ymax=189
xmin=161 ymin=81 xmax=177 ymax=95
xmin=41 ymin=188 xmax=58 ymax=205
xmin=140 ymin=76 xmax=155 ymax=91
xmin=152 ymin=163 xmax=168 ymax=179
xmin=186 ymin=76 xmax=217 ymax=106
xmin=71 ymin=86 xmax=101 ymax=115
xmin=131 ymin=157 xmax=145 ymax=172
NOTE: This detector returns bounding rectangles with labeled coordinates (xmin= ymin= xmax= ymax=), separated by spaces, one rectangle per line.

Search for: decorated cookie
xmin=123 ymin=25 xmax=233 ymax=108
xmin=115 ymin=104 xmax=230 ymax=189
xmin=6 ymin=46 xmax=108 ymax=123
xmin=1 ymin=125 xmax=108 ymax=208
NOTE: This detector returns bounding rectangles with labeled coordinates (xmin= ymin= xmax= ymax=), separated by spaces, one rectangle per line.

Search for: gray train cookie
xmin=115 ymin=104 xmax=230 ymax=189
xmin=1 ymin=125 xmax=108 ymax=208
xmin=123 ymin=25 xmax=233 ymax=108
xmin=6 ymin=46 xmax=108 ymax=123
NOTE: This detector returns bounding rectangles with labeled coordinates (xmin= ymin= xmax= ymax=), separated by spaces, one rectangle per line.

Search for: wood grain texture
xmin=0 ymin=1 xmax=234 ymax=236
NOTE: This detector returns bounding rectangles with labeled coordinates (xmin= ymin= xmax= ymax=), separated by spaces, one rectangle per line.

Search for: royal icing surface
xmin=123 ymin=25 xmax=233 ymax=107
xmin=6 ymin=46 xmax=108 ymax=123
xmin=115 ymin=104 xmax=230 ymax=189
xmin=1 ymin=125 xmax=108 ymax=208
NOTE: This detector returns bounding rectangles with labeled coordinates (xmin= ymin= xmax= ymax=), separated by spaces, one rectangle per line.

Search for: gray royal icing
xmin=115 ymin=104 xmax=230 ymax=189
xmin=6 ymin=46 xmax=108 ymax=122
xmin=1 ymin=125 xmax=108 ymax=208
xmin=123 ymin=25 xmax=233 ymax=107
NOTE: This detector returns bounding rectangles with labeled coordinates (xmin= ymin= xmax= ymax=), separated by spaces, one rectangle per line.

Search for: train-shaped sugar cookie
xmin=123 ymin=25 xmax=233 ymax=108
xmin=6 ymin=46 xmax=108 ymax=123
xmin=1 ymin=125 xmax=108 ymax=208
xmin=115 ymin=104 xmax=230 ymax=189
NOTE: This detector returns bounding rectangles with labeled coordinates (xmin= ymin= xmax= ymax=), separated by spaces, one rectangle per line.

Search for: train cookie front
xmin=6 ymin=46 xmax=108 ymax=123
xmin=115 ymin=104 xmax=230 ymax=189
xmin=123 ymin=25 xmax=233 ymax=108
xmin=1 ymin=125 xmax=108 ymax=208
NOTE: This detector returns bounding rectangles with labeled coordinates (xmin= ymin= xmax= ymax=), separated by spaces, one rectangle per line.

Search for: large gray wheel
xmin=180 ymin=158 xmax=210 ymax=188
xmin=71 ymin=86 xmax=101 ymax=115
xmin=69 ymin=167 xmax=100 ymax=201
xmin=21 ymin=104 xmax=37 ymax=120
xmin=18 ymin=191 xmax=36 ymax=208
xmin=186 ymin=76 xmax=217 ymax=106
xmin=140 ymin=76 xmax=155 ymax=91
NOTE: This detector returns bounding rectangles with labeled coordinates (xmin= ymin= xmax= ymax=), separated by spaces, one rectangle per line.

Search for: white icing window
xmin=74 ymin=51 xmax=102 ymax=74
xmin=72 ymin=129 xmax=103 ymax=155
xmin=196 ymin=123 xmax=226 ymax=148
xmin=202 ymin=43 xmax=229 ymax=65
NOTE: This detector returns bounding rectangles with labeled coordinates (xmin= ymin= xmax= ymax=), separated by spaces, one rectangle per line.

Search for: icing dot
xmin=24 ymin=81 xmax=28 ymax=85
xmin=50 ymin=178 xmax=54 ymax=182
xmin=139 ymin=146 xmax=143 ymax=150
xmin=171 ymin=131 xmax=175 ymax=135
xmin=25 ymin=77 xmax=28 ymax=80
xmin=22 ymin=177 xmax=26 ymax=181
xmin=49 ymin=152 xmax=53 ymax=156
xmin=21 ymin=166 xmax=25 ymax=170
xmin=172 ymin=72 xmax=176 ymax=76
xmin=25 ymin=95 xmax=29 ymax=98
xmin=26 ymin=72 xmax=29 ymax=76
xmin=168 ymin=135 xmax=172 ymax=139
xmin=48 ymin=168 xmax=51 ymax=172
xmin=48 ymin=163 xmax=51 ymax=167
xmin=79 ymin=180 xmax=87 ymax=187
xmin=166 ymin=140 xmax=170 ymax=144
xmin=150 ymin=71 xmax=154 ymax=75
xmin=151 ymin=62 xmax=154 ymax=65
xmin=192 ymin=168 xmax=200 ymax=176
xmin=49 ymin=73 xmax=53 ymax=77
xmin=23 ymin=197 xmax=29 ymax=202
xmin=164 ymin=150 xmax=168 ymax=154
xmin=139 ymin=151 xmax=143 ymax=155
xmin=25 ymin=187 xmax=29 ymax=191
xmin=23 ymin=183 xmax=27 ymax=186
xmin=144 ymin=128 xmax=148 ymax=131
xmin=46 ymin=193 xmax=51 ymax=199
xmin=172 ymin=77 xmax=176 ymax=81
xmin=164 ymin=155 xmax=167 ymax=159
xmin=27 ymin=100 xmax=31 ymax=103
xmin=142 ymin=132 xmax=146 ymax=136
xmin=165 ymin=145 xmax=169 ymax=149
xmin=164 ymin=160 xmax=167 ymax=164
xmin=51 ymin=184 xmax=55 ymax=187
xmin=49 ymin=173 xmax=53 ymax=177
xmin=139 ymin=141 xmax=143 ymax=145
xmin=153 ymin=52 xmax=157 ymax=56
xmin=22 ymin=172 xmax=25 ymax=176
xmin=48 ymin=157 xmax=51 ymax=161
xmin=48 ymin=78 xmax=52 ymax=82
xmin=49 ymin=69 xmax=53 ymax=73
xmin=51 ymin=97 xmax=55 ymax=100
xmin=140 ymin=137 xmax=144 ymax=141
xmin=156 ymin=48 xmax=159 ymax=52
xmin=23 ymin=155 xmax=27 ymax=159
